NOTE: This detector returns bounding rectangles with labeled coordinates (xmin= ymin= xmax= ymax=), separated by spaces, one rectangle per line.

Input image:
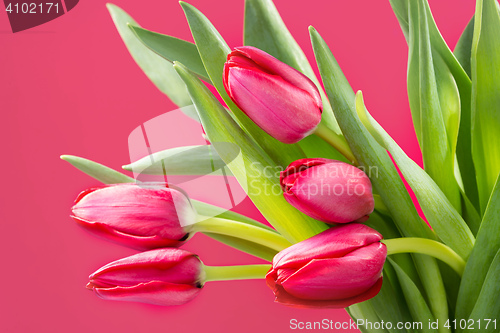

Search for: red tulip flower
xmin=280 ymin=158 xmax=374 ymax=223
xmin=266 ymin=223 xmax=386 ymax=308
xmin=223 ymin=46 xmax=322 ymax=144
xmin=71 ymin=183 xmax=196 ymax=250
xmin=87 ymin=248 xmax=204 ymax=306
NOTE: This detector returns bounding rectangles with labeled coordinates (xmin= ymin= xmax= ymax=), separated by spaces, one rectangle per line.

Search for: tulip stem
xmin=314 ymin=123 xmax=357 ymax=164
xmin=192 ymin=216 xmax=292 ymax=252
xmin=383 ymin=238 xmax=466 ymax=276
xmin=204 ymin=264 xmax=271 ymax=282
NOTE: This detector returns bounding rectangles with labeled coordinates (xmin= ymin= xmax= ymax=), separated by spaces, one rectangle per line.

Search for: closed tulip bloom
xmin=87 ymin=248 xmax=204 ymax=306
xmin=223 ymin=46 xmax=322 ymax=144
xmin=280 ymin=158 xmax=374 ymax=223
xmin=266 ymin=223 xmax=386 ymax=308
xmin=71 ymin=183 xmax=196 ymax=250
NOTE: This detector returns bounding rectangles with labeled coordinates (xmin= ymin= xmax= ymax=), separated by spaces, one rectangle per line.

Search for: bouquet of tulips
xmin=63 ymin=0 xmax=500 ymax=332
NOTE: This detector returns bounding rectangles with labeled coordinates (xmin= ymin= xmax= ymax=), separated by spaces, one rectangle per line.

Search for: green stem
xmin=314 ymin=122 xmax=357 ymax=164
xmin=373 ymin=194 xmax=390 ymax=216
xmin=383 ymin=238 xmax=466 ymax=276
xmin=192 ymin=216 xmax=292 ymax=252
xmin=204 ymin=264 xmax=271 ymax=282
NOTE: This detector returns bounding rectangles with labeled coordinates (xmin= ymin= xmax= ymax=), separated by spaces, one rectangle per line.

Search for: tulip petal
xmin=72 ymin=216 xmax=187 ymax=250
xmin=227 ymin=67 xmax=321 ymax=143
xmin=280 ymin=243 xmax=386 ymax=300
xmin=272 ymin=224 xmax=382 ymax=269
xmin=90 ymin=249 xmax=202 ymax=286
xmin=272 ymin=277 xmax=383 ymax=309
xmin=233 ymin=46 xmax=322 ymax=108
xmin=92 ymin=281 xmax=201 ymax=306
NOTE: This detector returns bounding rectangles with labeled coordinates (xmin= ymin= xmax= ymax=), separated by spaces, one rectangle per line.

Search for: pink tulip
xmin=223 ymin=46 xmax=322 ymax=144
xmin=266 ymin=223 xmax=386 ymax=308
xmin=71 ymin=183 xmax=196 ymax=250
xmin=87 ymin=248 xmax=204 ymax=306
xmin=280 ymin=158 xmax=374 ymax=223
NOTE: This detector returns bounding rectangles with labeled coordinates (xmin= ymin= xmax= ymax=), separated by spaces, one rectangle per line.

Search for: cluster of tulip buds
xmin=70 ymin=46 xmax=387 ymax=308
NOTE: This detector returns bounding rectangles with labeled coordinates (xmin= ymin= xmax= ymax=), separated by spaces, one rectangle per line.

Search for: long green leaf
xmin=348 ymin=302 xmax=389 ymax=333
xmin=123 ymin=145 xmax=233 ymax=176
xmin=464 ymin=249 xmax=500 ymax=333
xmin=180 ymin=2 xmax=306 ymax=167
xmin=309 ymin=27 xmax=434 ymax=241
xmin=454 ymin=17 xmax=474 ymax=78
xmin=174 ymin=62 xmax=327 ymax=243
xmin=471 ymin=0 xmax=500 ymax=213
xmin=310 ymin=29 xmax=454 ymax=324
xmin=106 ymin=4 xmax=191 ymax=107
xmin=243 ymin=0 xmax=340 ymax=134
xmin=389 ymin=0 xmax=479 ymax=213
xmin=128 ymin=25 xmax=210 ymax=82
xmin=456 ymin=174 xmax=500 ymax=321
xmin=61 ymin=155 xmax=135 ymax=183
xmin=389 ymin=258 xmax=438 ymax=333
xmin=355 ymin=91 xmax=475 ymax=259
xmin=407 ymin=0 xmax=461 ymax=211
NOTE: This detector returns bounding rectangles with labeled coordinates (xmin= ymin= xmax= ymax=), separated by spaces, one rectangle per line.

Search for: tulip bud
xmin=266 ymin=223 xmax=386 ymax=308
xmin=223 ymin=46 xmax=322 ymax=144
xmin=71 ymin=183 xmax=197 ymax=250
xmin=87 ymin=248 xmax=204 ymax=306
xmin=280 ymin=158 xmax=374 ymax=223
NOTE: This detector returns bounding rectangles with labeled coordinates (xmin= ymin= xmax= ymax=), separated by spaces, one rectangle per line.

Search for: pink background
xmin=0 ymin=0 xmax=474 ymax=332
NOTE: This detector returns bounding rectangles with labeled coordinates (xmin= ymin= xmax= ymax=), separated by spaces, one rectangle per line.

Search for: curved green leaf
xmin=61 ymin=155 xmax=134 ymax=183
xmin=355 ymin=91 xmax=474 ymax=259
xmin=174 ymin=62 xmax=328 ymax=243
xmin=464 ymin=248 xmax=500 ymax=333
xmin=128 ymin=25 xmax=210 ymax=82
xmin=180 ymin=1 xmax=306 ymax=167
xmin=123 ymin=145 xmax=233 ymax=176
xmin=106 ymin=4 xmax=191 ymax=107
xmin=471 ymin=0 xmax=500 ymax=213
xmin=243 ymin=0 xmax=340 ymax=134
xmin=454 ymin=17 xmax=474 ymax=78
xmin=456 ymin=174 xmax=500 ymax=321
xmin=389 ymin=258 xmax=438 ymax=333
xmin=309 ymin=27 xmax=434 ymax=242
xmin=407 ymin=0 xmax=461 ymax=211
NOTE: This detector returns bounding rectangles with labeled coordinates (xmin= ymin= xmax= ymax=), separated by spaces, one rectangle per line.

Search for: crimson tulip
xmin=223 ymin=46 xmax=322 ymax=144
xmin=71 ymin=183 xmax=196 ymax=250
xmin=87 ymin=248 xmax=204 ymax=306
xmin=266 ymin=223 xmax=386 ymax=308
xmin=280 ymin=158 xmax=374 ymax=223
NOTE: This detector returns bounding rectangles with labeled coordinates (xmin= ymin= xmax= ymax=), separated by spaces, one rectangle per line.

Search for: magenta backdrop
xmin=0 ymin=1 xmax=474 ymax=332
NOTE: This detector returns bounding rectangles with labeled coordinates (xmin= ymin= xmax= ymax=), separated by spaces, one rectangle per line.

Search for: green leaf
xmin=389 ymin=0 xmax=479 ymax=213
xmin=471 ymin=0 xmax=500 ymax=213
xmin=128 ymin=25 xmax=210 ymax=82
xmin=243 ymin=0 xmax=340 ymax=134
xmin=173 ymin=61 xmax=328 ymax=243
xmin=180 ymin=1 xmax=306 ymax=168
xmin=61 ymin=155 xmax=134 ymax=183
xmin=106 ymin=4 xmax=192 ymax=107
xmin=298 ymin=135 xmax=349 ymax=162
xmin=389 ymin=258 xmax=438 ymax=333
xmin=309 ymin=27 xmax=434 ymax=242
xmin=456 ymin=174 xmax=500 ymax=321
xmin=348 ymin=302 xmax=389 ymax=333
xmin=407 ymin=0 xmax=461 ymax=211
xmin=123 ymin=145 xmax=233 ymax=176
xmin=454 ymin=17 xmax=474 ymax=78
xmin=355 ymin=91 xmax=475 ymax=259
xmin=465 ymin=248 xmax=500 ymax=333
xmin=368 ymin=267 xmax=411 ymax=333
